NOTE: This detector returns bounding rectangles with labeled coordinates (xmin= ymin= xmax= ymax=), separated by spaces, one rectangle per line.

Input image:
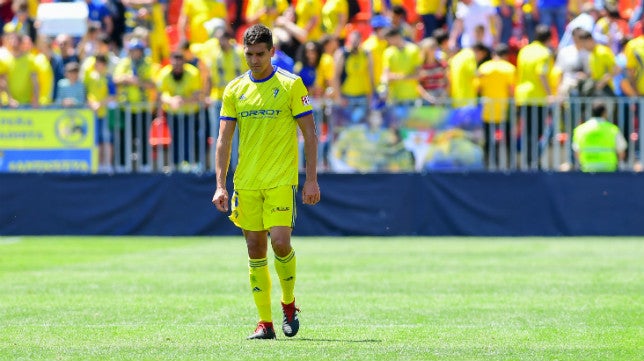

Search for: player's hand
xmin=212 ymin=187 xmax=229 ymax=212
xmin=302 ymin=180 xmax=320 ymax=205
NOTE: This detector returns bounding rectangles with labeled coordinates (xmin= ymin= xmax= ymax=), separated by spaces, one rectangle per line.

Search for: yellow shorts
xmin=229 ymin=185 xmax=297 ymax=231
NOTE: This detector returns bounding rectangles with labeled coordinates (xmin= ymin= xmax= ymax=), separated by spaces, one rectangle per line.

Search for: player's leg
xmin=264 ymin=185 xmax=300 ymax=337
xmin=230 ymin=189 xmax=276 ymax=339
xmin=244 ymin=229 xmax=276 ymax=339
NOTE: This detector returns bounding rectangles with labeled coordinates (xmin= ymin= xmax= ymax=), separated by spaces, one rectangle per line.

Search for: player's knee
xmin=271 ymin=237 xmax=292 ymax=258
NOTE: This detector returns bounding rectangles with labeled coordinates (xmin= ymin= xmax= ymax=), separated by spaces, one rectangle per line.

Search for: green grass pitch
xmin=1 ymin=236 xmax=643 ymax=360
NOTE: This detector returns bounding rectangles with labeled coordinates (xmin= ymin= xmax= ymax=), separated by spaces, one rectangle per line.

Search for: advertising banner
xmin=0 ymin=109 xmax=96 ymax=173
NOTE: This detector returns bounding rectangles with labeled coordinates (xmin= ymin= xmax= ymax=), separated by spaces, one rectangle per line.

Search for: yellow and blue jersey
xmin=220 ymin=66 xmax=313 ymax=190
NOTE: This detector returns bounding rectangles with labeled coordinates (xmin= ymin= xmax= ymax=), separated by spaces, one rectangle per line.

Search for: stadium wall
xmin=2 ymin=172 xmax=644 ymax=236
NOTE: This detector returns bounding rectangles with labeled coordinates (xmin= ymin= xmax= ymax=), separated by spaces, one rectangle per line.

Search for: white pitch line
xmin=0 ymin=237 xmax=21 ymax=245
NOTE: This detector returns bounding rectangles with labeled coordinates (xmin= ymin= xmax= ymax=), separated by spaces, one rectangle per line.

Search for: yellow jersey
xmin=208 ymin=45 xmax=248 ymax=101
xmin=157 ymin=64 xmax=202 ymax=114
xmin=296 ymin=0 xmax=323 ymax=41
xmin=339 ymin=48 xmax=372 ymax=96
xmin=113 ymin=56 xmax=154 ymax=110
xmin=181 ymin=0 xmax=227 ymax=44
xmin=448 ymin=48 xmax=478 ymax=108
xmin=383 ymin=42 xmax=422 ymax=102
xmin=588 ymin=44 xmax=616 ymax=90
xmin=245 ymin=0 xmax=289 ymax=26
xmin=321 ymin=0 xmax=348 ymax=38
xmin=220 ymin=67 xmax=313 ymax=190
xmin=33 ymin=52 xmax=54 ymax=106
xmin=515 ymin=41 xmax=553 ymax=105
xmin=7 ymin=53 xmax=37 ymax=104
xmin=478 ymin=58 xmax=516 ymax=122
xmin=316 ymin=52 xmax=335 ymax=90
xmin=362 ymin=34 xmax=389 ymax=86
xmin=85 ymin=70 xmax=110 ymax=118
xmin=624 ymin=36 xmax=644 ymax=94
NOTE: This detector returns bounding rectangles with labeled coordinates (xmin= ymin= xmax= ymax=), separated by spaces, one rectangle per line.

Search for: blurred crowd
xmin=0 ymin=0 xmax=643 ymax=172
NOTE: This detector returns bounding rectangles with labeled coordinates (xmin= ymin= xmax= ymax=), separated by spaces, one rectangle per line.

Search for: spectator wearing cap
xmin=157 ymin=50 xmax=204 ymax=171
xmin=363 ymin=14 xmax=391 ymax=91
xmin=416 ymin=0 xmax=447 ymax=40
xmin=113 ymin=38 xmax=156 ymax=170
xmin=55 ymin=61 xmax=85 ymax=107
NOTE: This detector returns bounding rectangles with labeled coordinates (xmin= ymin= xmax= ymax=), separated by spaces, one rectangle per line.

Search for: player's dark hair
xmin=243 ymin=24 xmax=273 ymax=49
xmin=591 ymin=101 xmax=606 ymax=118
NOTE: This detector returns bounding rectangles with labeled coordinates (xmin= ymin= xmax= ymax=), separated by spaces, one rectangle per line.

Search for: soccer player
xmin=211 ymin=24 xmax=321 ymax=340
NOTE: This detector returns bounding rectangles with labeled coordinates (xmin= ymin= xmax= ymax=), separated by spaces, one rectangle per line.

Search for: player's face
xmin=244 ymin=42 xmax=275 ymax=79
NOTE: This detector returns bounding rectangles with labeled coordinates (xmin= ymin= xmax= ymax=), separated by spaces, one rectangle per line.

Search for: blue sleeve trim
xmin=294 ymin=110 xmax=313 ymax=119
xmin=220 ymin=116 xmax=237 ymax=121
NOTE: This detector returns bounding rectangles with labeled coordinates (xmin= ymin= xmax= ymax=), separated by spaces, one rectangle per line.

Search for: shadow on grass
xmin=283 ymin=338 xmax=382 ymax=343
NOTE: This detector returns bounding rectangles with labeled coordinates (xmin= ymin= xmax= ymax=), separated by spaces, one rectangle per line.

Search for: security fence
xmin=1 ymin=97 xmax=642 ymax=173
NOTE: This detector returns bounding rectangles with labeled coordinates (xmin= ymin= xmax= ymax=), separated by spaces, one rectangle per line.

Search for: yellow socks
xmin=249 ymin=258 xmax=272 ymax=322
xmin=274 ymin=249 xmax=297 ymax=304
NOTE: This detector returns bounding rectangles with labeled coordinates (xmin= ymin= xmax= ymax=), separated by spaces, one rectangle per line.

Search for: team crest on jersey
xmin=239 ymin=94 xmax=246 ymax=100
xmin=301 ymin=95 xmax=310 ymax=106
xmin=273 ymin=88 xmax=279 ymax=98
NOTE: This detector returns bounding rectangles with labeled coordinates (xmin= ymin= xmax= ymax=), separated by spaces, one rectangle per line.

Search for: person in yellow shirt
xmin=0 ymin=33 xmax=39 ymax=108
xmin=113 ymin=39 xmax=156 ymax=170
xmin=321 ymin=0 xmax=348 ymax=41
xmin=362 ymin=14 xmax=391 ymax=90
xmin=382 ymin=27 xmax=422 ymax=127
xmin=579 ymin=29 xmax=619 ymax=97
xmin=177 ymin=0 xmax=228 ymax=45
xmin=624 ymin=33 xmax=644 ymax=97
xmin=85 ymin=55 xmax=116 ymax=172
xmin=123 ymin=0 xmax=171 ymax=65
xmin=515 ymin=25 xmax=554 ymax=169
xmin=31 ymin=36 xmax=54 ymax=106
xmin=157 ymin=51 xmax=204 ymax=171
xmin=245 ymin=0 xmax=289 ymax=27
xmin=478 ymin=43 xmax=516 ymax=168
xmin=316 ymin=34 xmax=339 ymax=97
xmin=333 ymin=31 xmax=375 ymax=125
xmin=205 ymin=28 xmax=248 ymax=155
xmin=448 ymin=42 xmax=489 ymax=108
xmin=417 ymin=0 xmax=448 ymax=39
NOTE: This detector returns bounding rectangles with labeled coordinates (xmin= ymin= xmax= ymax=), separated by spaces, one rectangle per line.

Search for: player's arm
xmin=297 ymin=112 xmax=320 ymax=205
xmin=212 ymin=118 xmax=236 ymax=212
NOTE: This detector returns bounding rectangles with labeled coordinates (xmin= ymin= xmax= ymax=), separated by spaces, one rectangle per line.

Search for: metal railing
xmin=89 ymin=96 xmax=644 ymax=173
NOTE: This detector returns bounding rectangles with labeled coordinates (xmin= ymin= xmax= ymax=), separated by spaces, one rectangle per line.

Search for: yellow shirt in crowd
xmin=295 ymin=0 xmax=323 ymax=41
xmin=478 ymin=58 xmax=516 ymax=123
xmin=448 ymin=48 xmax=478 ymax=108
xmin=181 ymin=0 xmax=227 ymax=44
xmin=321 ymin=0 xmax=348 ymax=38
xmin=515 ymin=40 xmax=553 ymax=105
xmin=85 ymin=70 xmax=110 ymax=118
xmin=383 ymin=42 xmax=422 ymax=102
xmin=625 ymin=35 xmax=644 ymax=95
xmin=157 ymin=64 xmax=202 ymax=114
